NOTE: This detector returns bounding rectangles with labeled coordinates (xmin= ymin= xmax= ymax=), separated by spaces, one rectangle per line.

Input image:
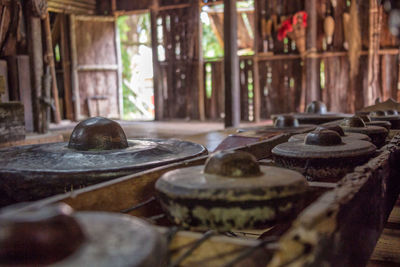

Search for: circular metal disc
xmin=54 ymin=212 xmax=166 ymax=267
xmin=156 ymin=165 xmax=308 ymax=201
xmin=272 ymin=140 xmax=376 ymax=159
xmin=0 ymin=139 xmax=206 ymax=174
xmin=288 ymin=132 xmax=370 ymax=142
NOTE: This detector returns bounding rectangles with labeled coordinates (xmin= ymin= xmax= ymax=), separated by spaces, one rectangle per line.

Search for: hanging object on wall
xmin=324 ymin=16 xmax=335 ymax=45
xmin=29 ymin=0 xmax=47 ymax=19
xmin=277 ymin=11 xmax=308 ymax=55
xmin=342 ymin=12 xmax=350 ymax=50
xmin=330 ymin=0 xmax=337 ymax=8
xmin=347 ymin=0 xmax=361 ymax=78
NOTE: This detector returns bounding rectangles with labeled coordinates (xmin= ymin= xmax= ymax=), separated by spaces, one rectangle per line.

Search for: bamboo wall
xmin=145 ymin=0 xmax=400 ymax=121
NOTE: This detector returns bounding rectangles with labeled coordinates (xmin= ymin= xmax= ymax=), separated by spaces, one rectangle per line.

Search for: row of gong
xmin=0 ymin=101 xmax=398 ymax=266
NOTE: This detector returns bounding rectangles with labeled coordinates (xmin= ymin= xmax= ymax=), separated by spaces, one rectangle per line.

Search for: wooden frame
xmin=7 ymin=128 xmax=400 ymax=266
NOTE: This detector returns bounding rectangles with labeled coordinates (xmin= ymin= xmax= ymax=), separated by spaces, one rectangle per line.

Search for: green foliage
xmin=202 ymin=18 xmax=223 ymax=58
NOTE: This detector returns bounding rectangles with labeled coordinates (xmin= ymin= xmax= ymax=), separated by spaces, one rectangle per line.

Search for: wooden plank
xmin=369 ymin=229 xmax=400 ymax=264
xmin=224 ymin=0 xmax=240 ymax=127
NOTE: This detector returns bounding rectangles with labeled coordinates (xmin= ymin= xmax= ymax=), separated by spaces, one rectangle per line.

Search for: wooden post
xmin=28 ymin=16 xmax=45 ymax=133
xmin=114 ymin=16 xmax=123 ymax=119
xmin=367 ymin=0 xmax=383 ymax=106
xmin=253 ymin=0 xmax=261 ymax=122
xmin=196 ymin=1 xmax=205 ymax=121
xmin=43 ymin=12 xmax=61 ymax=124
xmin=224 ymin=0 xmax=240 ymax=128
xmin=304 ymin=0 xmax=320 ymax=106
xmin=60 ymin=14 xmax=74 ymax=120
xmin=69 ymin=14 xmax=81 ymax=121
xmin=150 ymin=0 xmax=163 ymax=120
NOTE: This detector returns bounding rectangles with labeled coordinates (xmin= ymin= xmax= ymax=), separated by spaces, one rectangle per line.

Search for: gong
xmin=271 ymin=101 xmax=351 ymax=125
xmin=0 ymin=117 xmax=207 ymax=206
xmin=0 ymin=204 xmax=167 ymax=267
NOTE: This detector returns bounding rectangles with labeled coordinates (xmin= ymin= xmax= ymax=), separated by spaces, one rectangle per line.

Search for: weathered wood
xmin=305 ymin=0 xmax=320 ymax=103
xmin=47 ymin=0 xmax=95 ymax=15
xmin=0 ymin=102 xmax=25 ymax=143
xmin=0 ymin=132 xmax=63 ymax=148
xmin=60 ymin=14 xmax=74 ymax=121
xmin=43 ymin=12 xmax=61 ymax=124
xmin=0 ymin=60 xmax=8 ymax=102
xmin=69 ymin=14 xmax=80 ymax=121
xmin=223 ymin=0 xmax=240 ymax=127
xmin=28 ymin=16 xmax=45 ymax=133
xmin=366 ymin=0 xmax=383 ymax=106
xmin=114 ymin=18 xmax=123 ymax=119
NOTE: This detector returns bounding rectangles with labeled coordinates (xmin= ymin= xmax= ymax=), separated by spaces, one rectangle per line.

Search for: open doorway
xmin=118 ymin=14 xmax=155 ymax=121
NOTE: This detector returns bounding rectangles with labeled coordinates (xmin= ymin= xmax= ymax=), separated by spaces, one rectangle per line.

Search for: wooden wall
xmin=72 ymin=16 xmax=120 ymax=119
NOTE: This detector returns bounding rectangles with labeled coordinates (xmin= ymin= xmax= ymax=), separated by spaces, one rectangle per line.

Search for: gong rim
xmin=288 ymin=132 xmax=370 ymax=142
xmin=0 ymin=138 xmax=207 ymax=174
xmin=53 ymin=212 xmax=166 ymax=267
xmin=272 ymin=139 xmax=376 ymax=159
xmin=155 ymin=165 xmax=308 ymax=201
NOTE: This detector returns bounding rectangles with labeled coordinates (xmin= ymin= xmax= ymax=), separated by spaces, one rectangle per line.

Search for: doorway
xmin=118 ymin=13 xmax=155 ymax=120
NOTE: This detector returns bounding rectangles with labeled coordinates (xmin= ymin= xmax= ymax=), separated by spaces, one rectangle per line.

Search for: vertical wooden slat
xmin=114 ymin=18 xmax=123 ymax=119
xmin=69 ymin=14 xmax=81 ymax=121
xmin=29 ymin=16 xmax=45 ymax=133
xmin=150 ymin=1 xmax=163 ymax=120
xmin=43 ymin=12 xmax=61 ymax=123
xmin=224 ymin=0 xmax=240 ymax=128
xmin=305 ymin=0 xmax=320 ymax=104
xmin=60 ymin=14 xmax=74 ymax=120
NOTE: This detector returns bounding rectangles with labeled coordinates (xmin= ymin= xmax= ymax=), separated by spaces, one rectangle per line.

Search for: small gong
xmin=0 ymin=117 xmax=207 ymax=206
xmin=272 ymin=129 xmax=376 ymax=181
xmin=156 ymin=151 xmax=308 ymax=231
xmin=238 ymin=115 xmax=316 ymax=134
xmin=289 ymin=125 xmax=370 ymax=143
xmin=340 ymin=116 xmax=388 ymax=147
xmin=0 ymin=204 xmax=166 ymax=267
xmin=369 ymin=110 xmax=400 ymax=129
xmin=271 ymin=101 xmax=351 ymax=125
xmin=358 ymin=114 xmax=392 ymax=130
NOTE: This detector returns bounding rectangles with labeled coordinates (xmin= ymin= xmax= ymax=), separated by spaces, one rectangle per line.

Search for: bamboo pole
xmin=43 ymin=12 xmax=61 ymax=123
xmin=69 ymin=14 xmax=81 ymax=121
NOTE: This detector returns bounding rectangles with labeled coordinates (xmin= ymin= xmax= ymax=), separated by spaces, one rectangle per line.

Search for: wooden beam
xmin=43 ymin=12 xmax=62 ymax=124
xmin=304 ymin=0 xmax=320 ymax=106
xmin=150 ymin=0 xmax=163 ymax=120
xmin=224 ymin=0 xmax=240 ymax=128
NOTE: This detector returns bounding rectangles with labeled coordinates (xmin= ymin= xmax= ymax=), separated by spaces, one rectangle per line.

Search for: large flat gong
xmin=0 ymin=117 xmax=207 ymax=206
